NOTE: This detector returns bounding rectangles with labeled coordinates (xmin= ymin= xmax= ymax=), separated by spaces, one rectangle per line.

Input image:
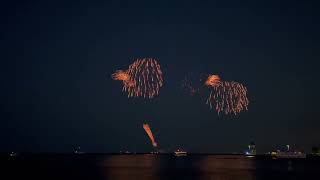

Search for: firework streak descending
xmin=112 ymin=58 xmax=163 ymax=98
xmin=205 ymin=75 xmax=249 ymax=115
xmin=143 ymin=124 xmax=157 ymax=147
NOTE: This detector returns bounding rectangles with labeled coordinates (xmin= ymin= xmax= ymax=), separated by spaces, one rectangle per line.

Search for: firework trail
xmin=143 ymin=123 xmax=157 ymax=147
xmin=205 ymin=75 xmax=249 ymax=115
xmin=112 ymin=58 xmax=163 ymax=98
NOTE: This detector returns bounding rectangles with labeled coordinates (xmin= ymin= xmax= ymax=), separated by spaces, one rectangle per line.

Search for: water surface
xmin=3 ymin=154 xmax=320 ymax=180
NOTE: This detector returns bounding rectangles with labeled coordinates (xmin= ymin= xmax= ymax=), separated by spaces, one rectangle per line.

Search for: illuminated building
xmin=245 ymin=141 xmax=256 ymax=155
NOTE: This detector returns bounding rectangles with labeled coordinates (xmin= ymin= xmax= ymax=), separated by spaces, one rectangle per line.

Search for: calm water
xmin=2 ymin=154 xmax=320 ymax=180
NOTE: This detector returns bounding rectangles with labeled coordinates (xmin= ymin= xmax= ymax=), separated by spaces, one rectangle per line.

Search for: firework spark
xmin=181 ymin=73 xmax=205 ymax=95
xmin=205 ymin=76 xmax=249 ymax=115
xmin=143 ymin=123 xmax=157 ymax=147
xmin=112 ymin=58 xmax=163 ymax=98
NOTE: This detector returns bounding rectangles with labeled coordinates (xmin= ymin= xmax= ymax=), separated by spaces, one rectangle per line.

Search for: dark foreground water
xmin=2 ymin=154 xmax=320 ymax=180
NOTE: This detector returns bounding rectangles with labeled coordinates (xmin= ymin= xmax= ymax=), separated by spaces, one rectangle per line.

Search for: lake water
xmin=3 ymin=154 xmax=320 ymax=180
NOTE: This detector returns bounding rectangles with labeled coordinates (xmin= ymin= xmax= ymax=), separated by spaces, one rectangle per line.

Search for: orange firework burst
xmin=112 ymin=58 xmax=163 ymax=98
xmin=112 ymin=70 xmax=130 ymax=81
xmin=205 ymin=76 xmax=249 ymax=115
xmin=205 ymin=75 xmax=221 ymax=87
xmin=112 ymin=70 xmax=135 ymax=88
xmin=143 ymin=123 xmax=157 ymax=147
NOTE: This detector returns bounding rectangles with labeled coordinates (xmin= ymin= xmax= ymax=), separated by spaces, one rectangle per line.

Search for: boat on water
xmin=271 ymin=145 xmax=306 ymax=159
xmin=271 ymin=151 xmax=306 ymax=159
xmin=174 ymin=149 xmax=187 ymax=156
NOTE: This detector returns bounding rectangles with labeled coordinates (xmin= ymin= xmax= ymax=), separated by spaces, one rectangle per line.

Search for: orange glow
xmin=112 ymin=70 xmax=130 ymax=81
xmin=205 ymin=75 xmax=221 ymax=87
xmin=111 ymin=70 xmax=136 ymax=88
xmin=143 ymin=123 xmax=157 ymax=147
xmin=112 ymin=58 xmax=163 ymax=98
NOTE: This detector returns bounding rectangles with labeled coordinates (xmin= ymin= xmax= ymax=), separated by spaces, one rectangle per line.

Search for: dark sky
xmin=1 ymin=0 xmax=320 ymax=153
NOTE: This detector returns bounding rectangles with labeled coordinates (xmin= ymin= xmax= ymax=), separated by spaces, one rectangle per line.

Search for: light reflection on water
xmin=196 ymin=155 xmax=256 ymax=180
xmin=5 ymin=154 xmax=320 ymax=180
xmin=102 ymin=155 xmax=161 ymax=180
xmin=102 ymin=155 xmax=256 ymax=180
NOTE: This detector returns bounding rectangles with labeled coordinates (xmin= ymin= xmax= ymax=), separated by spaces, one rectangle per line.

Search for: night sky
xmin=1 ymin=0 xmax=320 ymax=153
